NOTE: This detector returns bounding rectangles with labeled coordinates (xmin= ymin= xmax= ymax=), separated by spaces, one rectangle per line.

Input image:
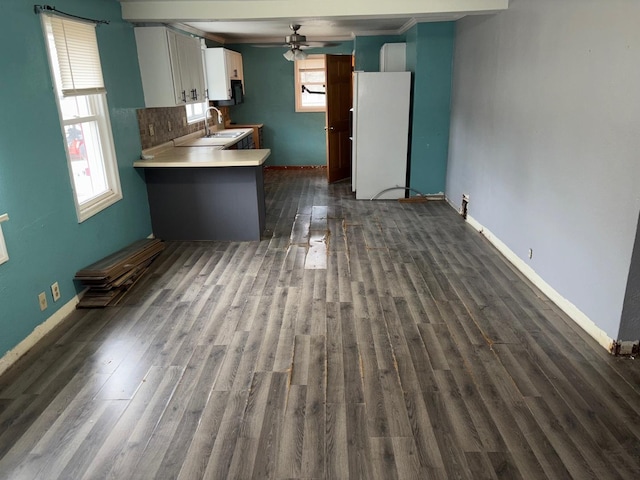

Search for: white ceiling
xmin=119 ymin=0 xmax=509 ymax=44
xmin=183 ymin=17 xmax=456 ymax=44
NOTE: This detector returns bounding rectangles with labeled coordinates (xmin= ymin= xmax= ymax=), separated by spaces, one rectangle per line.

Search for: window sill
xmin=76 ymin=191 xmax=123 ymax=223
xmin=187 ymin=114 xmax=206 ymax=125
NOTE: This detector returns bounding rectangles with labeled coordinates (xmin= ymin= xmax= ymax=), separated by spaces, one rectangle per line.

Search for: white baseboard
xmin=461 ymin=211 xmax=613 ymax=352
xmin=0 ymin=293 xmax=81 ymax=377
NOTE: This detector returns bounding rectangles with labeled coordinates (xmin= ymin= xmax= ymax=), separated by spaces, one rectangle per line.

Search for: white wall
xmin=446 ymin=0 xmax=640 ymax=340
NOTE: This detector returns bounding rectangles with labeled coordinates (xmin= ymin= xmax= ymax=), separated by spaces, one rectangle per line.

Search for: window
xmin=42 ymin=14 xmax=122 ymax=222
xmin=295 ymin=55 xmax=326 ymax=112
xmin=186 ymin=102 xmax=207 ymax=124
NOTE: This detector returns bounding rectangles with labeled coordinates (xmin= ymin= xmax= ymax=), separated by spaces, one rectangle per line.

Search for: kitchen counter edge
xmin=134 ymin=148 xmax=271 ymax=168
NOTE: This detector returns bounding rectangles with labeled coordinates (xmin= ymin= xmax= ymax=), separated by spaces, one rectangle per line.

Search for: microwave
xmin=216 ymin=79 xmax=243 ymax=106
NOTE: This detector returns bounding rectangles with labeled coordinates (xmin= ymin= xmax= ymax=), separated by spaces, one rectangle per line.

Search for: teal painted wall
xmin=225 ymin=42 xmax=353 ymax=166
xmin=405 ymin=23 xmax=455 ymax=194
xmin=0 ymin=0 xmax=151 ymax=356
xmin=353 ymin=35 xmax=404 ymax=72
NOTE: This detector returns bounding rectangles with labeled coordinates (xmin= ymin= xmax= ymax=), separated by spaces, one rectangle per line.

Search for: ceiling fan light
xmin=294 ymin=48 xmax=308 ymax=60
xmin=283 ymin=49 xmax=295 ymax=61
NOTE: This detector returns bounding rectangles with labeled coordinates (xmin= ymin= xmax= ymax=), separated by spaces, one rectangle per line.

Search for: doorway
xmin=325 ymin=54 xmax=353 ymax=183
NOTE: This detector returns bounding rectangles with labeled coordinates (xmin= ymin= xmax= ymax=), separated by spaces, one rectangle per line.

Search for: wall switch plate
xmin=51 ymin=282 xmax=60 ymax=302
xmin=167 ymin=121 xmax=172 ymax=132
xmin=149 ymin=124 xmax=155 ymax=136
xmin=38 ymin=292 xmax=47 ymax=311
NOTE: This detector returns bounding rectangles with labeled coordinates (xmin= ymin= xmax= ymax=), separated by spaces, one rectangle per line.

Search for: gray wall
xmin=446 ymin=0 xmax=640 ymax=340
xmin=619 ymin=212 xmax=640 ymax=339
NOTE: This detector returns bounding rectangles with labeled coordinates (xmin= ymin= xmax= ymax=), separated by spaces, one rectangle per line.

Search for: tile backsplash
xmin=136 ymin=105 xmax=229 ymax=150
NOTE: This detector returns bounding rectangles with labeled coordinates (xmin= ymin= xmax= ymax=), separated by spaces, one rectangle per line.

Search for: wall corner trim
xmin=0 ymin=293 xmax=82 ymax=377
xmin=463 ymin=211 xmax=614 ymax=352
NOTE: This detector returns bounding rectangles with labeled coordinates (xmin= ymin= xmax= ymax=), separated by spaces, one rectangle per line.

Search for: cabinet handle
xmin=205 ymin=89 xmax=209 ymax=100
xmin=181 ymin=90 xmax=187 ymax=103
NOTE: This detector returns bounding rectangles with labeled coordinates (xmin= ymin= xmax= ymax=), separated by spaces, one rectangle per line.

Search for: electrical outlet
xmin=167 ymin=120 xmax=172 ymax=132
xmin=148 ymin=124 xmax=155 ymax=136
xmin=528 ymin=248 xmax=533 ymax=259
xmin=38 ymin=292 xmax=47 ymax=311
xmin=51 ymin=282 xmax=61 ymax=302
xmin=182 ymin=117 xmax=187 ymax=127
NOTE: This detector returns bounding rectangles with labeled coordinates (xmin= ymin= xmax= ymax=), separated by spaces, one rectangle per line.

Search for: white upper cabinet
xmin=135 ymin=26 xmax=205 ymax=107
xmin=205 ymin=48 xmax=244 ymax=101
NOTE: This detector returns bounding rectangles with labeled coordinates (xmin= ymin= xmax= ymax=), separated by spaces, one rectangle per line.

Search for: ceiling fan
xmin=255 ymin=24 xmax=340 ymax=61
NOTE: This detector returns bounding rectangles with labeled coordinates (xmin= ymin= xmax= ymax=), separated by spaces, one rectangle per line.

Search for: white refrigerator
xmin=352 ymin=71 xmax=412 ymax=200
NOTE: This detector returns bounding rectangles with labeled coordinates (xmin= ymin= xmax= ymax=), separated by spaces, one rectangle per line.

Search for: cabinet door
xmin=205 ymin=48 xmax=232 ymax=100
xmin=226 ymin=50 xmax=243 ymax=80
xmin=191 ymin=41 xmax=206 ymax=102
xmin=135 ymin=27 xmax=182 ymax=107
xmin=167 ymin=29 xmax=188 ymax=104
xmin=178 ymin=35 xmax=205 ymax=103
xmin=135 ymin=27 xmax=206 ymax=107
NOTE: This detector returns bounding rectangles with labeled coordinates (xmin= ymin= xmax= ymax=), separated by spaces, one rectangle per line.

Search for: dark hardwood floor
xmin=0 ymin=168 xmax=639 ymax=479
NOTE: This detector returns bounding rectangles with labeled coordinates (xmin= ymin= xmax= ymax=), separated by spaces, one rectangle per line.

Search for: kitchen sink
xmin=206 ymin=131 xmax=243 ymax=138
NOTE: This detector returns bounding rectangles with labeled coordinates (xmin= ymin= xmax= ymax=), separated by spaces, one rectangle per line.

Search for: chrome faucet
xmin=204 ymin=106 xmax=224 ymax=137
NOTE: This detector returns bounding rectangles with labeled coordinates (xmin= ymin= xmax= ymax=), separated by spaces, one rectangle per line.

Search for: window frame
xmin=294 ymin=54 xmax=327 ymax=113
xmin=41 ymin=14 xmax=122 ymax=223
xmin=185 ymin=101 xmax=208 ymax=124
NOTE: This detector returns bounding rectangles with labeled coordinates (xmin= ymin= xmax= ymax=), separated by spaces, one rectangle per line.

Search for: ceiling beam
xmin=119 ymin=0 xmax=509 ymax=23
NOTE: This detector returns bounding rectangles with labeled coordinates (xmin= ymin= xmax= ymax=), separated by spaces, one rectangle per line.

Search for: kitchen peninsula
xmin=134 ymin=129 xmax=270 ymax=241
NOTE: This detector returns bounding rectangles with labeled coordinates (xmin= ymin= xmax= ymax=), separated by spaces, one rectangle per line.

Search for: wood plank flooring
xmin=0 ymin=168 xmax=639 ymax=479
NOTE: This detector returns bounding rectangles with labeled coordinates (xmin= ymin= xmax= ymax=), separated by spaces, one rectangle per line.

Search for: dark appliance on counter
xmin=215 ymin=80 xmax=244 ymax=107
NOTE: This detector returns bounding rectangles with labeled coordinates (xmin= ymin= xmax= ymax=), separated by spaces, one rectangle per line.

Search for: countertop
xmin=134 ymin=147 xmax=270 ymax=168
xmin=134 ymin=129 xmax=270 ymax=168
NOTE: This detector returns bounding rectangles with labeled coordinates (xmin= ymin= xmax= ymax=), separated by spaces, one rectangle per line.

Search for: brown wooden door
xmin=325 ymin=54 xmax=353 ymax=183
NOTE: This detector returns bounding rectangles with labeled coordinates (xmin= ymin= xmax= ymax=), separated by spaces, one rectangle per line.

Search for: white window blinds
xmin=47 ymin=16 xmax=105 ymax=97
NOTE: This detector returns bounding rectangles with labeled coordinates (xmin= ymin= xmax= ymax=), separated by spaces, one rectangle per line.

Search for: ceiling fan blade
xmin=300 ymin=41 xmax=341 ymax=48
xmin=250 ymin=43 xmax=290 ymax=48
xmin=250 ymin=25 xmax=342 ymax=50
xmin=251 ymin=42 xmax=340 ymax=49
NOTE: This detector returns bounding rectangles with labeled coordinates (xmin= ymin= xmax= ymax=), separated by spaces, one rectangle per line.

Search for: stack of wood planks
xmin=75 ymin=238 xmax=164 ymax=308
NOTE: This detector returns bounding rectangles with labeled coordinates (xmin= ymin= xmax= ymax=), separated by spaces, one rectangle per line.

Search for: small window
xmin=186 ymin=102 xmax=207 ymax=124
xmin=41 ymin=14 xmax=122 ymax=222
xmin=295 ymin=55 xmax=326 ymax=112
